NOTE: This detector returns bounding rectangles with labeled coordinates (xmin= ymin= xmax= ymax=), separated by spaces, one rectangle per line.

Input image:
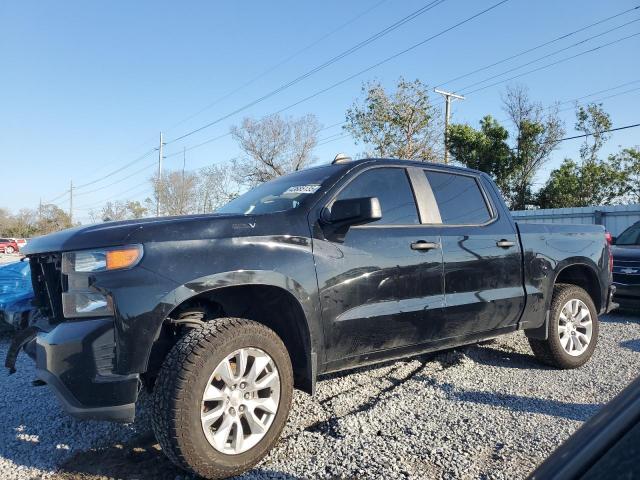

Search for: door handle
xmin=411 ymin=241 xmax=440 ymax=251
xmin=496 ymin=239 xmax=516 ymax=248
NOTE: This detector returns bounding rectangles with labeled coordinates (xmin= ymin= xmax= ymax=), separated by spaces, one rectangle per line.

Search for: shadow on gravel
xmin=601 ymin=311 xmax=640 ymax=324
xmin=54 ymin=432 xmax=181 ymax=480
xmin=427 ymin=382 xmax=602 ymax=422
xmin=55 ymin=432 xmax=303 ymax=480
xmin=620 ymin=339 xmax=640 ymax=352
xmin=465 ymin=346 xmax=551 ymax=371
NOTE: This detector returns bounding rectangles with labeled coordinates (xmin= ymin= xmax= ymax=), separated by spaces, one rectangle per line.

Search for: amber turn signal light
xmin=106 ymin=246 xmax=143 ymax=270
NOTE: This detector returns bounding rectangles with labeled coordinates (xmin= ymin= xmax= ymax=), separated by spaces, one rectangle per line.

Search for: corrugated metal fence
xmin=511 ymin=204 xmax=640 ymax=235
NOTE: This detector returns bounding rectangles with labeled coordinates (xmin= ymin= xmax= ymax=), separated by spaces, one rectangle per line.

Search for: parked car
xmin=10 ymin=238 xmax=27 ymax=250
xmin=611 ymin=221 xmax=640 ymax=310
xmin=0 ymin=260 xmax=34 ymax=329
xmin=8 ymin=158 xmax=614 ymax=479
xmin=0 ymin=238 xmax=19 ymax=254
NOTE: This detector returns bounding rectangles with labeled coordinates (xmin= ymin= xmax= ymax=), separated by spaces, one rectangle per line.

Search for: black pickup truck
xmin=10 ymin=157 xmax=614 ymax=479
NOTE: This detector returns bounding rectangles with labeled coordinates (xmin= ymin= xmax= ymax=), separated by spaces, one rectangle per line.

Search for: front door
xmin=311 ymin=166 xmax=444 ymax=366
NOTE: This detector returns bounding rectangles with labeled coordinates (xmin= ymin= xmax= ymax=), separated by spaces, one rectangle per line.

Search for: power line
xmin=43 ymin=189 xmax=70 ymax=204
xmin=55 ymin=0 xmax=505 ymax=204
xmin=458 ymin=18 xmax=640 ymax=92
xmin=75 ymin=181 xmax=152 ymax=211
xmin=152 ymin=1 xmax=508 ymax=162
xmin=164 ymin=120 xmax=348 ymax=159
xmin=164 ymin=132 xmax=231 ymax=159
xmin=95 ymin=2 xmax=391 ymax=181
xmin=74 ymin=160 xmax=158 ymax=197
xmin=557 ymin=85 xmax=640 ymax=113
xmin=161 ymin=0 xmax=389 ymax=135
xmin=436 ymin=5 xmax=640 ymax=88
xmin=556 ymin=79 xmax=640 ymax=106
xmin=272 ymin=1 xmax=510 ymax=115
xmin=74 ymin=148 xmax=156 ymax=190
xmin=558 ymin=122 xmax=640 ymax=141
xmin=166 ymin=0 xmax=447 ymax=144
xmin=317 ymin=133 xmax=351 ymax=147
xmin=319 ymin=120 xmax=347 ymax=132
xmin=463 ymin=31 xmax=640 ymax=95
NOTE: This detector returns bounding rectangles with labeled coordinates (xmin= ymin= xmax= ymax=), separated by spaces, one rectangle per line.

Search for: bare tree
xmin=97 ymin=200 xmax=148 ymax=222
xmin=147 ymin=169 xmax=200 ymax=216
xmin=231 ymin=114 xmax=320 ymax=187
xmin=345 ymin=78 xmax=443 ymax=162
xmin=502 ymin=85 xmax=564 ymax=209
xmin=198 ymin=163 xmax=240 ymax=213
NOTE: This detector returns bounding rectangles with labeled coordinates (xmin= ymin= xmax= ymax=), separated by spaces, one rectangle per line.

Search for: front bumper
xmin=613 ymin=282 xmax=640 ymax=310
xmin=34 ymin=317 xmax=139 ymax=422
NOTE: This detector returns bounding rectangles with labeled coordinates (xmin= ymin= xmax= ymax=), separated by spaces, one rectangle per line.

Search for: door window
xmin=425 ymin=171 xmax=492 ymax=225
xmin=335 ymin=168 xmax=419 ymax=225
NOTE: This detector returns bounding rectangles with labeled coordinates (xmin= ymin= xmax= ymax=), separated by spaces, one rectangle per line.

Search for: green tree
xmin=576 ymin=103 xmax=611 ymax=164
xmin=537 ymin=103 xmax=628 ymax=208
xmin=448 ymin=115 xmax=513 ymax=194
xmin=610 ymin=147 xmax=640 ymax=204
xmin=448 ymin=86 xmax=563 ymax=209
xmin=537 ymin=158 xmax=628 ymax=208
xmin=503 ymin=85 xmax=564 ymax=209
xmin=35 ymin=204 xmax=72 ymax=234
xmin=344 ymin=78 xmax=442 ymax=161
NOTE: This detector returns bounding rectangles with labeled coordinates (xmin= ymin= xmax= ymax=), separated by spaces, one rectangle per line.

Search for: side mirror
xmin=321 ymin=197 xmax=382 ymax=226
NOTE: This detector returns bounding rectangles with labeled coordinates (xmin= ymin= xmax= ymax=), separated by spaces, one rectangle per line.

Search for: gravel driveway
xmin=1 ymin=312 xmax=638 ymax=480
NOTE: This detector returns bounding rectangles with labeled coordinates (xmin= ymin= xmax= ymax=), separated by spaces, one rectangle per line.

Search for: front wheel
xmin=528 ymin=284 xmax=599 ymax=369
xmin=151 ymin=317 xmax=293 ymax=479
xmin=5 ymin=246 xmax=14 ymax=254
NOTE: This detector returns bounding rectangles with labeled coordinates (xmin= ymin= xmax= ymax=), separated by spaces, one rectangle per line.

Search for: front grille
xmin=29 ymin=253 xmax=65 ymax=323
xmin=613 ymin=259 xmax=640 ymax=285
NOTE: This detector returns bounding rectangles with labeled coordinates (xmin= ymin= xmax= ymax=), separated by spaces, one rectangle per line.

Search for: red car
xmin=0 ymin=238 xmax=19 ymax=254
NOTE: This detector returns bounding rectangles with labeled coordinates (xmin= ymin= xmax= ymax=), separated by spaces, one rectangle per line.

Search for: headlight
xmin=62 ymin=292 xmax=113 ymax=318
xmin=61 ymin=245 xmax=143 ymax=318
xmin=62 ymin=245 xmax=143 ymax=273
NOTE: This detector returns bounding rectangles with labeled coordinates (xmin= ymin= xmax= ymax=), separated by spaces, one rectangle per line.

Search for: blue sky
xmin=1 ymin=0 xmax=639 ymax=222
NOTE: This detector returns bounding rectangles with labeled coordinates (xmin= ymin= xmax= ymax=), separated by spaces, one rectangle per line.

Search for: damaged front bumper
xmin=6 ymin=317 xmax=139 ymax=423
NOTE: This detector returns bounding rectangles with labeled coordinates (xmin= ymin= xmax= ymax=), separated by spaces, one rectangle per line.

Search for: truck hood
xmin=611 ymin=244 xmax=640 ymax=261
xmin=21 ymin=213 xmax=258 ymax=255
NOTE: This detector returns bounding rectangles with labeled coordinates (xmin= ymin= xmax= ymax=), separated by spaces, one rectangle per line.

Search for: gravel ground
xmin=0 ymin=312 xmax=638 ymax=480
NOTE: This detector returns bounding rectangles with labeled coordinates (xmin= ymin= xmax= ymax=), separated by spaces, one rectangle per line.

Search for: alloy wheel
xmin=558 ymin=298 xmax=593 ymax=356
xmin=200 ymin=347 xmax=280 ymax=455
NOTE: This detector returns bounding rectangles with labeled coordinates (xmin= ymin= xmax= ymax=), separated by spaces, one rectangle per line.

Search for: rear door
xmin=312 ymin=165 xmax=444 ymax=365
xmin=421 ymin=169 xmax=525 ymax=339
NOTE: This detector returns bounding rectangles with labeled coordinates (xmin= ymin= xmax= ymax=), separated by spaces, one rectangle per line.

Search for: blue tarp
xmin=0 ymin=261 xmax=34 ymax=328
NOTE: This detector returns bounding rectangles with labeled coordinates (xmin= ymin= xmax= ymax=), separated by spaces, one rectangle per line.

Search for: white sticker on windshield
xmin=284 ymin=184 xmax=321 ymax=195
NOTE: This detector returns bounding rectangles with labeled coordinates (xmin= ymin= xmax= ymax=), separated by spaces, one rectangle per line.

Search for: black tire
xmin=151 ymin=317 xmax=293 ymax=479
xmin=528 ymin=284 xmax=599 ymax=369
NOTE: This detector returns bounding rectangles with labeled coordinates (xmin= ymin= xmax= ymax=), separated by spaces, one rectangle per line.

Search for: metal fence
xmin=511 ymin=204 xmax=640 ymax=235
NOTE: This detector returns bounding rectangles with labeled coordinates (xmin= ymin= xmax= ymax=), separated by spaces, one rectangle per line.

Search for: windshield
xmin=217 ymin=165 xmax=339 ymax=215
xmin=616 ymin=223 xmax=640 ymax=245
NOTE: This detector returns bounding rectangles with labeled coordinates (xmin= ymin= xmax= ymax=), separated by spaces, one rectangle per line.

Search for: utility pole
xmin=434 ymin=89 xmax=465 ymax=164
xmin=181 ymin=147 xmax=187 ymax=215
xmin=69 ymin=180 xmax=73 ymax=224
xmin=156 ymin=132 xmax=164 ymax=217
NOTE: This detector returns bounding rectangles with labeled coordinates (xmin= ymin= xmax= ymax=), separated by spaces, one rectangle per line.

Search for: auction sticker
xmin=284 ymin=184 xmax=321 ymax=194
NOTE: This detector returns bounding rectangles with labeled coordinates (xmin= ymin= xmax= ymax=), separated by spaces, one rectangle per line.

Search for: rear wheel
xmin=528 ymin=284 xmax=599 ymax=369
xmin=5 ymin=246 xmax=14 ymax=254
xmin=151 ymin=317 xmax=293 ymax=479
